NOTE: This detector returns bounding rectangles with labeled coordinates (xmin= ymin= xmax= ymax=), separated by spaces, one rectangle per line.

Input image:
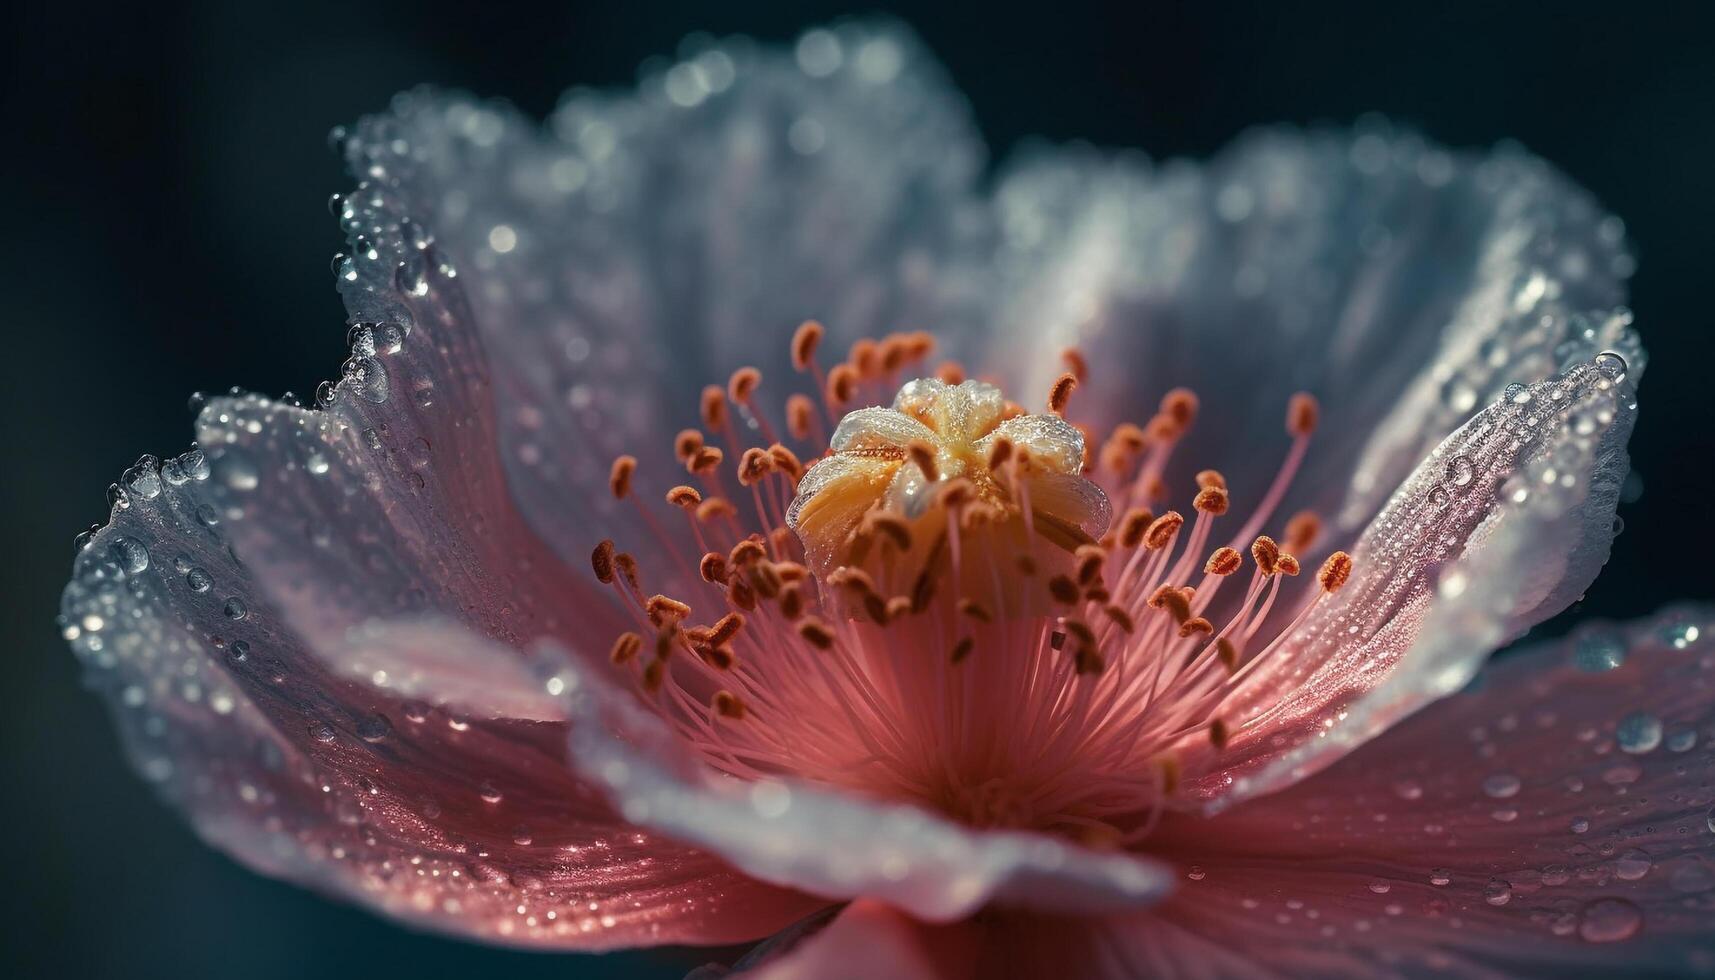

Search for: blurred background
xmin=4 ymin=1 xmax=1712 ymax=977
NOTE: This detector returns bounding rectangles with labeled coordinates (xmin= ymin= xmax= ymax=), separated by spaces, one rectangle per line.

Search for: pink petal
xmin=730 ymin=901 xmax=976 ymax=980
xmin=558 ymin=650 xmax=1176 ymax=922
xmin=1135 ymin=605 xmax=1715 ymax=975
xmin=331 ymin=22 xmax=993 ymax=574
xmin=1183 ymin=353 xmax=1637 ymax=808
xmin=990 ymin=125 xmax=1636 ymax=533
xmin=61 ymin=450 xmax=818 ymax=948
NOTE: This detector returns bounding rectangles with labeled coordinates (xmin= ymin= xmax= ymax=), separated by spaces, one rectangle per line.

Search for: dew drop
xmin=1617 ymin=711 xmax=1663 ymax=754
xmin=1577 ymin=898 xmax=1642 ymax=943
xmin=222 ymin=597 xmax=248 ymax=621
xmin=1572 ymin=628 xmax=1626 ymax=672
xmin=1368 ymin=879 xmax=1391 ymax=894
xmin=1593 ymin=351 xmax=1628 ymax=384
xmin=479 ymin=782 xmax=504 ymax=804
xmin=111 ymin=537 xmax=150 ymax=575
xmin=1429 ymin=868 xmax=1451 ymax=887
xmin=1186 ymin=865 xmax=1206 ymax=881
xmin=1614 ymin=848 xmax=1652 ymax=881
xmin=185 ymin=567 xmax=212 ymax=593
xmin=1446 ymin=454 xmax=1475 ymax=487
xmin=357 ymin=713 xmax=393 ymax=742
xmin=1484 ymin=877 xmax=1513 ymax=906
xmin=1483 ymin=772 xmax=1521 ymax=798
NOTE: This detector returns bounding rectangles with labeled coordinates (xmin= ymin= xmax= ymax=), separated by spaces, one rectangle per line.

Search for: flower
xmin=57 ymin=18 xmax=1713 ymax=978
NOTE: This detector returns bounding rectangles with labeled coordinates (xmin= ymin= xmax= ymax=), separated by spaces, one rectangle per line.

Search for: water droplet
xmin=222 ymin=596 xmax=248 ymax=621
xmin=1573 ymin=628 xmax=1626 ymax=672
xmin=309 ymin=721 xmax=337 ymax=744
xmin=185 ymin=567 xmax=212 ymax=592
xmin=110 ymin=537 xmax=150 ymax=574
xmin=1446 ymin=455 xmax=1475 ymax=487
xmin=356 ymin=713 xmax=393 ymax=742
xmin=1593 ymin=351 xmax=1628 ymax=384
xmin=227 ymin=639 xmax=250 ymax=663
xmin=1483 ymin=773 xmax=1521 ymax=798
xmin=1666 ymin=725 xmax=1698 ymax=753
xmin=1368 ymin=879 xmax=1392 ymax=894
xmin=1186 ymin=865 xmax=1206 ymax=881
xmin=1660 ymin=621 xmax=1701 ymax=650
xmin=1570 ymin=816 xmax=1590 ymax=834
xmin=1506 ymin=383 xmax=1532 ymax=404
xmin=1429 ymin=868 xmax=1452 ymax=886
xmin=122 ymin=457 xmax=163 ymax=500
xmin=1484 ymin=877 xmax=1513 ymax=906
xmin=1392 ymin=779 xmax=1423 ymax=801
xmin=305 ymin=452 xmax=330 ymax=476
xmin=1427 ymin=484 xmax=1450 ymax=512
xmin=479 ymin=782 xmax=504 ymax=804
xmin=1617 ymin=711 xmax=1663 ymax=754
xmin=1577 ymin=898 xmax=1642 ymax=943
xmin=1614 ymin=848 xmax=1652 ymax=881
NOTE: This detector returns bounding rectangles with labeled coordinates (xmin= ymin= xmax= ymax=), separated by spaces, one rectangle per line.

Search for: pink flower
xmin=60 ymin=20 xmax=1712 ymax=977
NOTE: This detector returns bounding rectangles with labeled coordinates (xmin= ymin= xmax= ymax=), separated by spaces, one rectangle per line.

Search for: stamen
xmin=791 ymin=320 xmax=824 ymax=371
xmin=666 ymin=485 xmax=702 ymax=508
xmin=1287 ymin=392 xmax=1320 ymax=436
xmin=675 ymin=429 xmax=704 ymax=461
xmin=1251 ymin=535 xmax=1280 ymax=576
xmin=787 ymin=395 xmax=816 ymax=441
xmin=1061 ymin=347 xmax=1089 ymax=384
xmin=728 ymin=367 xmax=762 ymax=405
xmin=1317 ymin=551 xmax=1353 ymax=593
xmin=1144 ymin=512 xmax=1184 ymax=550
xmin=609 ymin=455 xmax=637 ymax=499
xmin=1047 ymin=372 xmax=1078 ymax=416
xmin=826 ymin=364 xmax=858 ymax=405
xmin=712 ymin=690 xmax=747 ymax=720
xmin=1284 ymin=510 xmax=1321 ymax=553
xmin=935 ymin=361 xmax=965 ymax=384
xmin=701 ymin=386 xmax=728 ymax=431
xmin=797 ymin=617 xmax=836 ymax=650
xmin=1192 ymin=486 xmax=1229 ymax=515
xmin=591 ymin=539 xmax=616 ymax=584
xmin=699 ymin=552 xmax=727 ymax=583
xmin=609 ymin=632 xmax=641 ymax=664
xmin=1205 ymin=547 xmax=1242 ymax=576
xmin=907 ymin=439 xmax=940 ymax=483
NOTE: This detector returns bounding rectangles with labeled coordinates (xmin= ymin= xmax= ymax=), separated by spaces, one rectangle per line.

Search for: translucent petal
xmin=1186 ymin=354 xmax=1637 ymax=809
xmin=332 ymin=21 xmax=993 ymax=572
xmin=893 ymin=377 xmax=1007 ymax=444
xmin=59 ymin=405 xmax=816 ymax=948
xmin=973 ymin=413 xmax=1087 ymax=475
xmin=985 ymin=123 xmax=1635 ymax=538
xmin=826 ymin=405 xmax=937 ymax=455
xmin=558 ymin=649 xmax=1175 ymax=922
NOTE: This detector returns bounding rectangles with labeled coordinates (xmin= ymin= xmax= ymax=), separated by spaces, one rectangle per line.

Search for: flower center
xmin=590 ymin=323 xmax=1350 ymax=842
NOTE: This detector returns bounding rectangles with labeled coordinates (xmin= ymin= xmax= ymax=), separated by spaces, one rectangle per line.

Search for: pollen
xmin=1047 ymin=372 xmax=1078 ymax=415
xmin=728 ymin=367 xmax=762 ymax=404
xmin=791 ymin=320 xmax=824 ymax=371
xmin=1317 ymin=551 xmax=1354 ymax=593
xmin=1205 ymin=547 xmax=1242 ymax=576
xmin=1287 ymin=392 xmax=1319 ymax=436
xmin=701 ymin=385 xmax=728 ymax=430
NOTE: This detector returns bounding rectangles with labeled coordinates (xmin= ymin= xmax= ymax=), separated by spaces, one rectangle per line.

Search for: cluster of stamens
xmin=588 ymin=322 xmax=1352 ymax=840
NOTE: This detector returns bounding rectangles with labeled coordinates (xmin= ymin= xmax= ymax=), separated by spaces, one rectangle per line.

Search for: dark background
xmin=5 ymin=1 xmax=1712 ymax=977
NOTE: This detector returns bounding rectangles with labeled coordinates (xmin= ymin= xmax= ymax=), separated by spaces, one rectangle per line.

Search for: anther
xmin=727 ymin=577 xmax=757 ymax=611
xmin=674 ymin=429 xmax=704 ymax=461
xmin=797 ymin=617 xmax=836 ymax=650
xmin=907 ymin=439 xmax=940 ymax=483
xmin=701 ymin=385 xmax=728 ymax=430
xmin=1205 ymin=547 xmax=1242 ymax=575
xmin=938 ymin=476 xmax=975 ymax=509
xmin=1148 ymin=585 xmax=1193 ymax=624
xmin=1161 ymin=388 xmax=1199 ymax=428
xmin=646 ymin=594 xmax=691 ymax=627
xmin=1217 ymin=637 xmax=1239 ymax=673
xmin=1048 ymin=575 xmax=1081 ymax=605
xmin=848 ymin=338 xmax=879 ymax=378
xmin=1061 ymin=347 xmax=1089 ymax=384
xmin=791 ymin=320 xmax=824 ymax=371
xmin=609 ymin=455 xmax=636 ymax=500
xmin=1047 ymin=372 xmax=1078 ymax=416
xmin=1144 ymin=511 xmax=1185 ymax=550
xmin=591 ymin=539 xmax=615 ymax=583
xmin=1317 ymin=551 xmax=1353 ymax=593
xmin=697 ymin=550 xmax=725 ymax=582
xmin=1103 ymin=603 xmax=1135 ymax=633
xmin=879 ymin=334 xmax=911 ymax=374
xmin=1287 ymin=392 xmax=1319 ymax=436
xmin=747 ymin=561 xmax=783 ymax=599
xmin=641 ymin=659 xmax=666 ymax=693
xmin=737 ymin=447 xmax=774 ymax=486
xmin=986 ymin=437 xmax=1014 ymax=470
xmin=709 ymin=612 xmax=744 ymax=646
xmin=1208 ymin=718 xmax=1230 ymax=750
xmin=711 ymin=690 xmax=746 ymax=720
xmin=957 ymin=597 xmax=993 ymax=622
xmin=1178 ymin=617 xmax=1214 ymax=638
xmin=863 ymin=511 xmax=913 ymax=551
xmin=1193 ymin=486 xmax=1229 ymax=515
xmin=696 ymin=497 xmax=737 ymax=522
xmin=827 ymin=363 xmax=858 ymax=404
xmin=935 ymin=361 xmax=965 ymax=384
xmin=950 ymin=636 xmax=975 ymax=664
xmin=609 ymin=632 xmax=641 ymax=665
xmin=1063 ymin=618 xmax=1098 ymax=650
xmin=1157 ymin=756 xmax=1181 ymax=795
xmin=885 ymin=595 xmax=914 ymax=620
xmin=1074 ymin=544 xmax=1107 ymax=586
xmin=666 ymin=485 xmax=703 ymax=509
xmin=779 ymin=584 xmax=805 ymax=620
xmin=614 ymin=552 xmax=641 ymax=594
xmin=1195 ymin=469 xmax=1226 ymax=490
xmin=688 ymin=446 xmax=724 ymax=475
xmin=1277 ymin=554 xmax=1301 ymax=576
xmin=1118 ymin=508 xmax=1155 ymax=549
xmin=728 ymin=366 xmax=762 ymax=404
xmin=1284 ymin=510 xmax=1322 ymax=553
xmin=786 ymin=395 xmax=816 ymax=441
xmin=1251 ymin=536 xmax=1280 ymax=576
xmin=702 ymin=645 xmax=736 ymax=670
xmin=729 ymin=539 xmax=766 ymax=567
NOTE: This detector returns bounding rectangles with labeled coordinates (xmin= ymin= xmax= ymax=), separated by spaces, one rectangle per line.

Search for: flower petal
xmin=726 ymin=901 xmax=977 ymax=980
xmin=1123 ymin=605 xmax=1715 ymax=976
xmin=1184 ymin=354 xmax=1636 ymax=808
xmin=989 ymin=123 xmax=1636 ymax=535
xmin=558 ymin=649 xmax=1176 ymax=922
xmin=61 ymin=457 xmax=817 ymax=948
xmin=332 ymin=21 xmax=992 ymax=572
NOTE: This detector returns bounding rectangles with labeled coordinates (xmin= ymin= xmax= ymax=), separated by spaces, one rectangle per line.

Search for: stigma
xmin=587 ymin=324 xmax=1351 ymax=841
